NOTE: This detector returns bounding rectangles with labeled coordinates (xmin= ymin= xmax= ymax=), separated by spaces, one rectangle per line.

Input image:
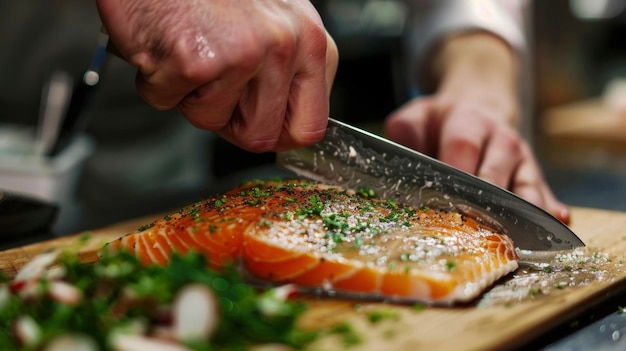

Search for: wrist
xmin=430 ymin=31 xmax=520 ymax=125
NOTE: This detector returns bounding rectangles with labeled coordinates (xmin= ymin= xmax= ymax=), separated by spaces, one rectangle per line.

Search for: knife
xmin=276 ymin=118 xmax=584 ymax=251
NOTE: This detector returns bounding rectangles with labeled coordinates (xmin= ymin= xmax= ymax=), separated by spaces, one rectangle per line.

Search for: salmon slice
xmin=103 ymin=179 xmax=519 ymax=304
xmin=104 ymin=197 xmax=255 ymax=269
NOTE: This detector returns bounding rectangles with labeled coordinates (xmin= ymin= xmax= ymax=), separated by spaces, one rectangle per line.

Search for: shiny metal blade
xmin=276 ymin=118 xmax=584 ymax=251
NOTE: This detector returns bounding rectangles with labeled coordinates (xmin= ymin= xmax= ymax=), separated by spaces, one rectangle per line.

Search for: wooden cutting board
xmin=2 ymin=207 xmax=626 ymax=350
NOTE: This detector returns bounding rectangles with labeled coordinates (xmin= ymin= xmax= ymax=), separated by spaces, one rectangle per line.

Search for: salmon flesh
xmin=103 ymin=179 xmax=519 ymax=304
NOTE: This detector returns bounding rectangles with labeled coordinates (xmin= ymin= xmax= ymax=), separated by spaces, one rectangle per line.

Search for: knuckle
xmin=448 ymin=135 xmax=481 ymax=156
xmin=497 ymin=127 xmax=524 ymax=154
xmin=228 ymin=116 xmax=280 ymax=153
xmin=250 ymin=20 xmax=300 ymax=70
xmin=270 ymin=25 xmax=298 ymax=57
xmin=240 ymin=137 xmax=279 ymax=153
xmin=291 ymin=125 xmax=326 ymax=146
xmin=300 ymin=23 xmax=328 ymax=62
xmin=165 ymin=38 xmax=218 ymax=84
xmin=177 ymin=60 xmax=222 ymax=87
xmin=234 ymin=43 xmax=266 ymax=70
xmin=171 ymin=37 xmax=261 ymax=85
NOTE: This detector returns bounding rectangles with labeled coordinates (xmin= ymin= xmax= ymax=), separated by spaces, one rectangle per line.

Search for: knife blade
xmin=276 ymin=118 xmax=584 ymax=251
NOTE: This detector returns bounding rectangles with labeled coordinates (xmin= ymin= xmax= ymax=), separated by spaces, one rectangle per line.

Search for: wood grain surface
xmin=2 ymin=207 xmax=626 ymax=350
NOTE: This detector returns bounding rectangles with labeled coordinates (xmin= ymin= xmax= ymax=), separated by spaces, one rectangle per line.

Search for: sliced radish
xmin=257 ymin=284 xmax=299 ymax=317
xmin=271 ymin=284 xmax=298 ymax=301
xmin=15 ymin=250 xmax=60 ymax=282
xmin=43 ymin=334 xmax=98 ymax=351
xmin=111 ymin=334 xmax=192 ymax=351
xmin=14 ymin=315 xmax=42 ymax=348
xmin=11 ymin=279 xmax=42 ymax=299
xmin=44 ymin=265 xmax=67 ymax=280
xmin=172 ymin=284 xmax=219 ymax=341
xmin=48 ymin=280 xmax=83 ymax=305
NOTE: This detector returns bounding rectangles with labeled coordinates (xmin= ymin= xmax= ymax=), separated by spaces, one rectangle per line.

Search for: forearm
xmin=428 ymin=31 xmax=520 ymax=125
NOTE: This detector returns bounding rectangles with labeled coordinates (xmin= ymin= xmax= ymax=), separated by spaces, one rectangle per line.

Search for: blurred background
xmin=2 ymin=0 xmax=626 ymax=238
xmin=534 ymin=0 xmax=626 ymax=213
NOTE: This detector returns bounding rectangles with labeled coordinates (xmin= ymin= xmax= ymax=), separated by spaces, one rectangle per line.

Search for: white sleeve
xmin=404 ymin=0 xmax=528 ymax=93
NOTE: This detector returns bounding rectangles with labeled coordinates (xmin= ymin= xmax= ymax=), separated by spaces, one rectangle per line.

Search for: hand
xmin=384 ymin=95 xmax=570 ymax=225
xmin=96 ymin=0 xmax=338 ymax=152
xmin=385 ymin=31 xmax=570 ymax=224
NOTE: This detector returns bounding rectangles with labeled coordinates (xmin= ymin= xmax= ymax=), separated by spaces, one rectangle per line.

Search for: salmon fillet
xmin=103 ymin=179 xmax=519 ymax=304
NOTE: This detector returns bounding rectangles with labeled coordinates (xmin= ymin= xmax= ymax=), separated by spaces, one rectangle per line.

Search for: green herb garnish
xmin=0 ymin=250 xmax=319 ymax=350
xmin=356 ymin=187 xmax=377 ymax=198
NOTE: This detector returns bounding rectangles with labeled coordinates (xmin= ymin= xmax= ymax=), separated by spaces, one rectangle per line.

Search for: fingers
xmin=512 ymin=145 xmax=571 ymax=224
xmin=177 ymin=70 xmax=250 ymax=131
xmin=138 ymin=27 xmax=265 ymax=129
xmin=475 ymin=125 xmax=524 ymax=189
xmin=273 ymin=27 xmax=335 ymax=151
xmin=325 ymin=31 xmax=339 ymax=95
xmin=437 ymin=107 xmax=492 ymax=175
xmin=436 ymin=104 xmax=522 ymax=190
xmin=218 ymin=21 xmax=332 ymax=152
xmin=136 ymin=54 xmax=221 ymax=111
xmin=198 ymin=31 xmax=297 ymax=151
xmin=427 ymin=102 xmax=570 ymax=223
xmin=384 ymin=98 xmax=436 ymax=155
